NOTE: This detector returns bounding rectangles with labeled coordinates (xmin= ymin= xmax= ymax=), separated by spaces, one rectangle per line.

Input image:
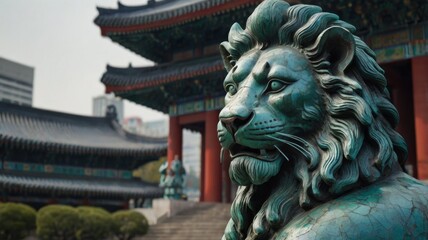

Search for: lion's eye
xmin=266 ymin=80 xmax=287 ymax=93
xmin=225 ymin=83 xmax=237 ymax=95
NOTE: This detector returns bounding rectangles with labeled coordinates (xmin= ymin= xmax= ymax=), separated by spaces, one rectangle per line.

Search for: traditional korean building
xmin=94 ymin=0 xmax=428 ymax=202
xmin=0 ymin=102 xmax=167 ymax=209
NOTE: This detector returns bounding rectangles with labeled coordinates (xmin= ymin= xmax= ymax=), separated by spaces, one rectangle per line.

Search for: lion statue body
xmin=217 ymin=0 xmax=428 ymax=239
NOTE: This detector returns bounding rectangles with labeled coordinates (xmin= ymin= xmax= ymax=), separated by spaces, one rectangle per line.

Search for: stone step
xmin=151 ymin=223 xmax=227 ymax=228
xmin=161 ymin=216 xmax=229 ymax=222
xmin=177 ymin=212 xmax=230 ymax=216
xmin=141 ymin=202 xmax=231 ymax=240
xmin=143 ymin=232 xmax=225 ymax=238
xmin=142 ymin=233 xmax=225 ymax=238
xmin=147 ymin=228 xmax=226 ymax=233
xmin=143 ymin=236 xmax=223 ymax=240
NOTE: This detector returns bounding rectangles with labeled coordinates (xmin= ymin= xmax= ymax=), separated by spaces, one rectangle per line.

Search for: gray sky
xmin=0 ymin=0 xmax=167 ymax=122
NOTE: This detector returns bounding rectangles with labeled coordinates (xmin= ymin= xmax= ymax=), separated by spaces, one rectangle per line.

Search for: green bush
xmin=0 ymin=202 xmax=37 ymax=240
xmin=36 ymin=204 xmax=148 ymax=240
xmin=75 ymin=206 xmax=114 ymax=240
xmin=36 ymin=204 xmax=80 ymax=240
xmin=112 ymin=210 xmax=149 ymax=240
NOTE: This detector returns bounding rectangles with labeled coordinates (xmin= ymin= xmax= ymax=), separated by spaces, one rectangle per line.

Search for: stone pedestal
xmin=134 ymin=198 xmax=196 ymax=225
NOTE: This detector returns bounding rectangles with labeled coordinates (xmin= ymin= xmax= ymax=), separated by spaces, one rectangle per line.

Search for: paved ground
xmin=140 ymin=202 xmax=231 ymax=240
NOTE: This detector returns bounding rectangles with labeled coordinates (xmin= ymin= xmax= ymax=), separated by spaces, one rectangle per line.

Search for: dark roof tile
xmin=102 ymin=56 xmax=224 ymax=89
xmin=94 ymin=0 xmax=260 ymax=31
xmin=0 ymin=172 xmax=163 ymax=199
xmin=0 ymin=102 xmax=167 ymax=156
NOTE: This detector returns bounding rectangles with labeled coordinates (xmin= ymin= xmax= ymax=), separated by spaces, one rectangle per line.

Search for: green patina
xmin=217 ymin=0 xmax=428 ymax=239
xmin=159 ymin=157 xmax=187 ymax=200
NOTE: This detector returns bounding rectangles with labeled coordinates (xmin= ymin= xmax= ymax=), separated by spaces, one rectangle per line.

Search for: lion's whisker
xmin=283 ymin=140 xmax=311 ymax=158
xmin=285 ymin=140 xmax=312 ymax=157
xmin=267 ymin=135 xmax=311 ymax=158
xmin=274 ymin=145 xmax=289 ymax=161
xmin=274 ymin=133 xmax=314 ymax=157
xmin=276 ymin=132 xmax=309 ymax=147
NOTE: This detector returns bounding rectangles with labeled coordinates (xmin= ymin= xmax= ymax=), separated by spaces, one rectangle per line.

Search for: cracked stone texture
xmin=275 ymin=172 xmax=428 ymax=239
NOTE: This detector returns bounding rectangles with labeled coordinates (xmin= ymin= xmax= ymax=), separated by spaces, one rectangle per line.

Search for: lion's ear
xmin=309 ymin=26 xmax=355 ymax=75
xmin=219 ymin=42 xmax=235 ymax=72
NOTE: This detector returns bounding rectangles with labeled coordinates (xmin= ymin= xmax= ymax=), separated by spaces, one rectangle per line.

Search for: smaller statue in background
xmin=159 ymin=155 xmax=187 ymax=200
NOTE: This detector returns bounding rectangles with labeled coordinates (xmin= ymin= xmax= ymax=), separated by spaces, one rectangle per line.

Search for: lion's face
xmin=218 ymin=46 xmax=325 ymax=185
xmin=218 ymin=1 xmax=408 ymax=238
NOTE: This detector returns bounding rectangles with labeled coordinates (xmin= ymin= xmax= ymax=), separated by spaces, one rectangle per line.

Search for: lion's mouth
xmin=229 ymin=143 xmax=279 ymax=162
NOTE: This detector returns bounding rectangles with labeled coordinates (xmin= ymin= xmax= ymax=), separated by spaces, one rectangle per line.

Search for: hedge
xmin=1 ymin=202 xmax=149 ymax=240
xmin=112 ymin=210 xmax=149 ymax=240
xmin=0 ymin=202 xmax=37 ymax=240
xmin=76 ymin=206 xmax=114 ymax=240
xmin=36 ymin=204 xmax=80 ymax=240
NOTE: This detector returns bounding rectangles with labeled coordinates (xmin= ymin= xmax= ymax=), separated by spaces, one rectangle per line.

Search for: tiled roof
xmin=95 ymin=0 xmax=261 ymax=34
xmin=0 ymin=172 xmax=163 ymax=199
xmin=95 ymin=0 xmax=427 ymax=35
xmin=0 ymin=102 xmax=167 ymax=157
xmin=102 ymin=56 xmax=224 ymax=93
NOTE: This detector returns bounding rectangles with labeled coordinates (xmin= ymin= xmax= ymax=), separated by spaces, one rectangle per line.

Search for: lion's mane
xmin=220 ymin=0 xmax=408 ymax=239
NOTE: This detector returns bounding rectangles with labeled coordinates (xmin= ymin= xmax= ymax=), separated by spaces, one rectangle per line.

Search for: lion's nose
xmin=220 ymin=113 xmax=253 ymax=135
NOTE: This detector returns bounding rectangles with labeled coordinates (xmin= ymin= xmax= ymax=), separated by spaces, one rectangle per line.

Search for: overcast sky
xmin=0 ymin=0 xmax=167 ymax=122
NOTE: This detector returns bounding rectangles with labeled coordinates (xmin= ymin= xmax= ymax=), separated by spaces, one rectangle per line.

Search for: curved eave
xmin=0 ymin=173 xmax=163 ymax=199
xmin=95 ymin=0 xmax=261 ymax=35
xmin=0 ymin=134 xmax=167 ymax=158
xmin=102 ymin=58 xmax=225 ymax=94
xmin=0 ymin=102 xmax=167 ymax=158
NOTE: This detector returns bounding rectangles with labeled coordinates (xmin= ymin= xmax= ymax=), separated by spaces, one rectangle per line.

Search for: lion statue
xmin=217 ymin=0 xmax=428 ymax=239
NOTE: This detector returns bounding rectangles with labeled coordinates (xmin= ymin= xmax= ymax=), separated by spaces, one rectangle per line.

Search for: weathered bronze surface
xmin=217 ymin=0 xmax=428 ymax=239
xmin=159 ymin=156 xmax=186 ymax=200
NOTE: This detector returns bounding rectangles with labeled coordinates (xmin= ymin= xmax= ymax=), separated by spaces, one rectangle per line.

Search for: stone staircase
xmin=141 ymin=202 xmax=231 ymax=240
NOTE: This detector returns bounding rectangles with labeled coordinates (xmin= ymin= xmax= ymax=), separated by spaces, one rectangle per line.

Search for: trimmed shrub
xmin=36 ymin=204 xmax=80 ymax=240
xmin=75 ymin=206 xmax=114 ymax=240
xmin=112 ymin=210 xmax=149 ymax=240
xmin=0 ymin=202 xmax=37 ymax=240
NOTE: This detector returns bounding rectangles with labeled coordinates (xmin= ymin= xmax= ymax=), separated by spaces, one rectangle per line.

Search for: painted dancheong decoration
xmin=159 ymin=155 xmax=187 ymax=200
xmin=217 ymin=0 xmax=428 ymax=239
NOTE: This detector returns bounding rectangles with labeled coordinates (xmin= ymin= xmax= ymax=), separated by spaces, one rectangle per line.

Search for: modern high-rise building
xmin=142 ymin=119 xmax=169 ymax=137
xmin=0 ymin=56 xmax=34 ymax=106
xmin=92 ymin=94 xmax=124 ymax=123
xmin=182 ymin=130 xmax=201 ymax=201
xmin=123 ymin=117 xmax=169 ymax=137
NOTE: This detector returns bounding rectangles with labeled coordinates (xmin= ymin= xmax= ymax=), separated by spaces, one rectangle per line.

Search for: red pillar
xmin=167 ymin=116 xmax=182 ymax=164
xmin=199 ymin=131 xmax=205 ymax=202
xmin=203 ymin=110 xmax=222 ymax=202
xmin=412 ymin=56 xmax=428 ymax=179
xmin=384 ymin=62 xmax=417 ymax=177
